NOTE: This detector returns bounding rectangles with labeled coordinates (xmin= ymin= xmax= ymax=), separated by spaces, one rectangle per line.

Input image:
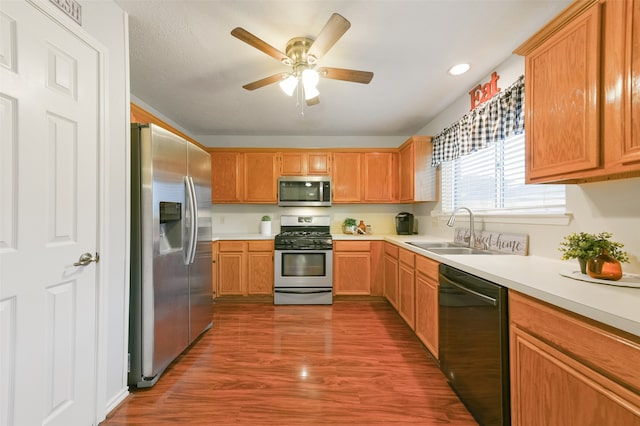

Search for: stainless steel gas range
xmin=274 ymin=215 xmax=333 ymax=305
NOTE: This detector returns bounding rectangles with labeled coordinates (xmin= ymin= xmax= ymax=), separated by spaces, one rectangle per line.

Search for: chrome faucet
xmin=447 ymin=207 xmax=475 ymax=248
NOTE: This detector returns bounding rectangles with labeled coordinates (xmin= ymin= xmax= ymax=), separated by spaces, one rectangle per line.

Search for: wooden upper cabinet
xmin=612 ymin=0 xmax=640 ymax=166
xmin=515 ymin=0 xmax=640 ymax=183
xmin=244 ymin=152 xmax=279 ymax=202
xmin=363 ymin=152 xmax=397 ymax=202
xmin=308 ymin=152 xmax=331 ymax=175
xmin=331 ymin=152 xmax=362 ymax=203
xmin=210 ymin=151 xmax=278 ymax=203
xmin=398 ymin=136 xmax=436 ymax=202
xmin=280 ymin=151 xmax=331 ymax=176
xmin=210 ymin=151 xmax=242 ymax=202
xmin=280 ymin=152 xmax=306 ymax=176
xmin=520 ymin=2 xmax=601 ymax=181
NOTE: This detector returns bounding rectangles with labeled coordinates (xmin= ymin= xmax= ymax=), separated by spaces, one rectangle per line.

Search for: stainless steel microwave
xmin=278 ymin=176 xmax=331 ymax=207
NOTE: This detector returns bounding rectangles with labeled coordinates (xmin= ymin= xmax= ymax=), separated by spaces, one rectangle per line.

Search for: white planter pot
xmin=260 ymin=221 xmax=271 ymax=236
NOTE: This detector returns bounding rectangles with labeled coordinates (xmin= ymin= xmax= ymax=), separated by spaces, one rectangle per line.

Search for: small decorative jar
xmin=358 ymin=220 xmax=367 ymax=234
xmin=587 ymin=249 xmax=623 ymax=281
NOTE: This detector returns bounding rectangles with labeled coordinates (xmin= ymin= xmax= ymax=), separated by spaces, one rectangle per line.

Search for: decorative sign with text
xmin=49 ymin=0 xmax=82 ymax=25
xmin=453 ymin=227 xmax=529 ymax=256
xmin=469 ymin=71 xmax=500 ymax=110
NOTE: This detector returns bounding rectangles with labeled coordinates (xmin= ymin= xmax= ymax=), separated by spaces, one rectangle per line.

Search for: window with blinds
xmin=440 ymin=133 xmax=565 ymax=214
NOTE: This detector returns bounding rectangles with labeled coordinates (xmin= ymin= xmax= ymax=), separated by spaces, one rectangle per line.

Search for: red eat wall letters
xmin=469 ymin=72 xmax=501 ymax=110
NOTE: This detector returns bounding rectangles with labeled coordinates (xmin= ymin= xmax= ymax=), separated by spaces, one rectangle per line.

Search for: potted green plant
xmin=260 ymin=215 xmax=272 ymax=235
xmin=343 ymin=218 xmax=357 ymax=234
xmin=559 ymin=232 xmax=629 ymax=274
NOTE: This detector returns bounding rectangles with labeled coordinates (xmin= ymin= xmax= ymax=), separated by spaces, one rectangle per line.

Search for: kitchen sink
xmin=426 ymin=247 xmax=493 ymax=255
xmin=407 ymin=242 xmax=463 ymax=249
xmin=407 ymin=242 xmax=503 ymax=255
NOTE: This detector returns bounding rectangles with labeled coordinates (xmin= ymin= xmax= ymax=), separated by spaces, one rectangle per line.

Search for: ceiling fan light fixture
xmin=448 ymin=63 xmax=470 ymax=76
xmin=302 ymin=69 xmax=320 ymax=100
xmin=279 ymin=74 xmax=298 ymax=96
xmin=304 ymin=85 xmax=320 ymax=101
xmin=302 ymin=68 xmax=320 ymax=87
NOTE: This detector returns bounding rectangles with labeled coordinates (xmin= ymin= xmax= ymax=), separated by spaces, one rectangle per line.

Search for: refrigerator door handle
xmin=188 ymin=176 xmax=198 ymax=264
xmin=184 ymin=176 xmax=197 ymax=264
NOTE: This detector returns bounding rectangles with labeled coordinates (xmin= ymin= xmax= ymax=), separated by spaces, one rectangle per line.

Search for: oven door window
xmin=281 ymin=252 xmax=326 ymax=277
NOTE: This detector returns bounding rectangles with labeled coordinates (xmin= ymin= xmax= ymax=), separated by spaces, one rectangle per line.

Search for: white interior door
xmin=0 ymin=1 xmax=102 ymax=425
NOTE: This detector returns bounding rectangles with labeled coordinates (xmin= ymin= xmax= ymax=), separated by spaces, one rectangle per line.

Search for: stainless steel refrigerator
xmin=129 ymin=123 xmax=212 ymax=388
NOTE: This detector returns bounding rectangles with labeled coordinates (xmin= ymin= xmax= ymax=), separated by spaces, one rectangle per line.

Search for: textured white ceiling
xmin=115 ymin=0 xmax=571 ymax=137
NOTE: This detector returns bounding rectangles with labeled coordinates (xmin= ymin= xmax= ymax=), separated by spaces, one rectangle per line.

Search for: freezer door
xmin=187 ymin=143 xmax=213 ymax=342
xmin=144 ymin=124 xmax=190 ymax=380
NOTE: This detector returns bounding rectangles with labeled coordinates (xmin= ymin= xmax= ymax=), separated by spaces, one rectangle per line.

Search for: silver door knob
xmin=73 ymin=252 xmax=100 ymax=266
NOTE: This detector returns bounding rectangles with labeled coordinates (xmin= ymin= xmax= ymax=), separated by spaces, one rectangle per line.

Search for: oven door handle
xmin=274 ymin=289 xmax=333 ymax=295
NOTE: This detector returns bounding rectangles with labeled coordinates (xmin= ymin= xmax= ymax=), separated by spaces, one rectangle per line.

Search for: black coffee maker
xmin=395 ymin=212 xmax=414 ymax=235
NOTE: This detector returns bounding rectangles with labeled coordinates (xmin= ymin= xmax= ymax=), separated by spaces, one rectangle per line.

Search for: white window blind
xmin=441 ymin=133 xmax=565 ymax=214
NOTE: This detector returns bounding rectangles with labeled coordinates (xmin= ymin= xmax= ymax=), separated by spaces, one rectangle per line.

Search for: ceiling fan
xmin=231 ymin=13 xmax=374 ymax=106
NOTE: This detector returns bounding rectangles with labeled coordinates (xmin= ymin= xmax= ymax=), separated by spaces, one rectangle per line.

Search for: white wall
xmin=131 ymin=96 xmax=409 ymax=149
xmin=415 ymin=55 xmax=640 ymax=274
xmin=80 ymin=0 xmax=130 ymax=420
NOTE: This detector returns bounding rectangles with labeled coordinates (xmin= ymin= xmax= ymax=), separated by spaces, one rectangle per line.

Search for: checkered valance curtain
xmin=431 ymin=75 xmax=525 ymax=166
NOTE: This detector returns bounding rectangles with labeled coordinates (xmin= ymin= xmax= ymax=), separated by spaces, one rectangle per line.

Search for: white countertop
xmin=385 ymin=235 xmax=640 ymax=338
xmin=213 ymin=233 xmax=640 ymax=337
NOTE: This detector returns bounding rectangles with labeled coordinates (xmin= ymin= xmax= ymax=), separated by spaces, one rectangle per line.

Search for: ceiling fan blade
xmin=306 ymin=97 xmax=320 ymax=106
xmin=318 ymin=67 xmax=374 ymax=84
xmin=307 ymin=13 xmax=351 ymax=61
xmin=231 ymin=27 xmax=290 ymax=63
xmin=242 ymin=73 xmax=289 ymax=91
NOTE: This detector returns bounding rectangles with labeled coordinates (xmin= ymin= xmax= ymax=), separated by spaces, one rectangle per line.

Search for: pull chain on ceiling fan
xmin=231 ymin=13 xmax=374 ymax=110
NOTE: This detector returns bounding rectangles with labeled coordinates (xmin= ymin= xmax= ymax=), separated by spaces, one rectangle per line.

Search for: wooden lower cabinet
xmin=383 ymin=243 xmax=439 ymax=358
xmin=414 ymin=255 xmax=439 ymax=359
xmin=217 ymin=241 xmax=244 ymax=296
xmin=398 ymin=248 xmax=415 ymax=329
xmin=383 ymin=243 xmax=399 ymax=309
xmin=247 ymin=241 xmax=274 ymax=295
xmin=216 ymin=240 xmax=273 ymax=297
xmin=333 ymin=241 xmax=372 ymax=295
xmin=509 ymin=291 xmax=640 ymax=425
xmin=212 ymin=241 xmax=219 ymax=298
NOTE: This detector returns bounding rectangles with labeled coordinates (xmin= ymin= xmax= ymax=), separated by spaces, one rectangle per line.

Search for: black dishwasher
xmin=439 ymin=264 xmax=510 ymax=426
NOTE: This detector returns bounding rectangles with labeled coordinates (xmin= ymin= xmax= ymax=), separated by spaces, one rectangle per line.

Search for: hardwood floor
xmin=102 ymin=300 xmax=477 ymax=425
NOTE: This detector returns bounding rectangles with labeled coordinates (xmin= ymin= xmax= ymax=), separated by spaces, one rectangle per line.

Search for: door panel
xmin=0 ymin=1 xmax=101 ymax=424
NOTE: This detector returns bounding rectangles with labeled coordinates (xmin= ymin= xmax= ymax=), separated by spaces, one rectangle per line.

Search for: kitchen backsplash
xmin=211 ymin=203 xmax=415 ymax=235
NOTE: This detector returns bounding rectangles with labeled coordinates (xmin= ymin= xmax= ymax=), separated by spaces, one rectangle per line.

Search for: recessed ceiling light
xmin=448 ymin=63 xmax=470 ymax=76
